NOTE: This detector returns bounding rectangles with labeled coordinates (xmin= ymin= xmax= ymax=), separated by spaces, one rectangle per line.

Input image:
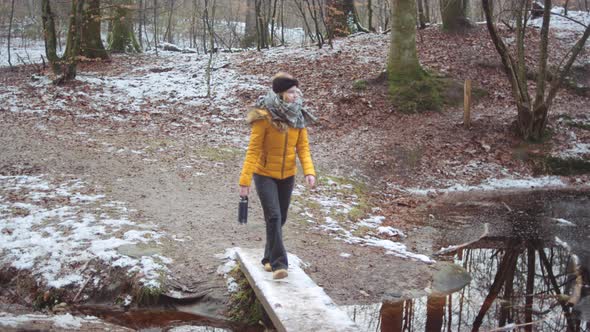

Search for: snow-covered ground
xmin=0 ymin=312 xmax=111 ymax=330
xmin=0 ymin=175 xmax=171 ymax=291
xmin=393 ymin=175 xmax=571 ymax=195
xmin=0 ymin=38 xmax=47 ymax=68
xmin=216 ymin=248 xmax=239 ymax=293
xmin=291 ymin=179 xmax=434 ymax=264
xmin=76 ymin=52 xmax=265 ymax=113
xmin=0 ymin=22 xmax=308 ymax=68
xmin=529 ymin=6 xmax=590 ymax=33
xmin=0 ymin=310 xmax=230 ymax=331
xmin=529 ymin=6 xmax=590 ymax=68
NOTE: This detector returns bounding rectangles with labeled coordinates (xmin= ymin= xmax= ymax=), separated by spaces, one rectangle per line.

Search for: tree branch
xmin=533 ymin=0 xmax=552 ymax=108
xmin=482 ymin=0 xmax=528 ymax=105
xmin=545 ymin=23 xmax=590 ymax=107
xmin=547 ymin=11 xmax=589 ymax=28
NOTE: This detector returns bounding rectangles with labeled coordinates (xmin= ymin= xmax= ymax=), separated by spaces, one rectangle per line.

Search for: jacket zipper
xmin=281 ymin=130 xmax=288 ymax=178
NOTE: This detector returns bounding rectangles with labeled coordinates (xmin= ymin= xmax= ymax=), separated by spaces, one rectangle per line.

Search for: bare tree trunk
xmin=63 ymin=0 xmax=86 ymax=80
xmin=318 ymin=0 xmax=333 ymax=48
xmin=280 ymin=0 xmax=285 ymax=45
xmin=524 ymin=247 xmax=535 ymax=332
xmin=80 ymin=0 xmax=110 ymax=59
xmin=380 ymin=0 xmax=390 ymax=31
xmin=243 ymin=0 xmax=257 ymax=47
xmin=255 ymin=0 xmax=263 ymax=50
xmin=7 ymin=0 xmax=15 ymax=68
xmin=265 ymin=0 xmax=272 ymax=46
xmin=143 ymin=0 xmax=151 ymax=49
xmin=200 ymin=0 xmax=207 ymax=52
xmin=538 ymin=247 xmax=578 ymax=331
xmin=368 ymin=0 xmax=374 ymax=31
xmin=294 ymin=0 xmax=316 ymax=42
xmin=417 ymin=0 xmax=427 ymax=29
xmin=41 ymin=0 xmax=85 ymax=84
xmin=109 ymin=0 xmax=141 ymax=53
xmin=388 ymin=0 xmax=423 ymax=83
xmin=483 ymin=0 xmax=590 ymax=140
xmin=327 ymin=0 xmax=369 ymax=35
xmin=305 ymin=0 xmax=324 ymax=48
xmin=270 ymin=0 xmax=278 ymax=46
xmin=42 ymin=0 xmax=64 ymax=74
xmin=190 ymin=0 xmax=197 ymax=48
xmin=472 ymin=247 xmax=520 ymax=332
xmin=204 ymin=0 xmax=216 ymax=97
xmin=425 ymin=296 xmax=446 ymax=331
xmin=350 ymin=0 xmax=370 ymax=32
xmin=254 ymin=0 xmax=271 ymax=49
xmin=164 ymin=0 xmax=174 ymax=43
xmin=138 ymin=0 xmax=144 ymax=48
xmin=379 ymin=300 xmax=404 ymax=331
xmin=154 ymin=0 xmax=158 ymax=55
xmin=424 ymin=0 xmax=430 ymax=23
xmin=499 ymin=253 xmax=518 ymax=326
xmin=440 ymin=0 xmax=471 ymax=32
xmin=447 ymin=294 xmax=452 ymax=330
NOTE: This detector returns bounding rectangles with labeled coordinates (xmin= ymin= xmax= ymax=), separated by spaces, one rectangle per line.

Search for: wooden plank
xmin=235 ymin=248 xmax=360 ymax=332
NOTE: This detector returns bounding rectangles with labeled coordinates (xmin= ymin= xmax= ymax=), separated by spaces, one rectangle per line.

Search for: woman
xmin=239 ymin=72 xmax=317 ymax=280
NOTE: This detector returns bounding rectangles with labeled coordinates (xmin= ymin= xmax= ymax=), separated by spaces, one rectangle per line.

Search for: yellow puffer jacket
xmin=239 ymin=109 xmax=316 ymax=186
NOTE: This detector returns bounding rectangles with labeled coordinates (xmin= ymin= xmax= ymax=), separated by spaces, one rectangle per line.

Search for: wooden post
xmin=463 ymin=79 xmax=472 ymax=128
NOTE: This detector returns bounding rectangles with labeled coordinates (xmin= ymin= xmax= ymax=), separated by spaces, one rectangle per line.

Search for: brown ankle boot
xmin=272 ymin=269 xmax=288 ymax=279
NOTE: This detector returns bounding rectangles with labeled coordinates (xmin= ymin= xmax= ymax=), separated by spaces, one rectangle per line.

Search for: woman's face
xmin=282 ymin=86 xmax=300 ymax=103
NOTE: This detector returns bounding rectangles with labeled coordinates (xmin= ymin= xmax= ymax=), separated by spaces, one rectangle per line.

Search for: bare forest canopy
xmin=0 ymin=0 xmax=586 ymax=53
xmin=1 ymin=0 xmax=589 ymax=138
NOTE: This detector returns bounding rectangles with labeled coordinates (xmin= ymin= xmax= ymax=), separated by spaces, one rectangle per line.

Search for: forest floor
xmin=1 ymin=21 xmax=589 ymax=330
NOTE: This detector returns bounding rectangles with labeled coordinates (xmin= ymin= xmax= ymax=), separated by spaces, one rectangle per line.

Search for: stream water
xmin=346 ymin=243 xmax=588 ymax=331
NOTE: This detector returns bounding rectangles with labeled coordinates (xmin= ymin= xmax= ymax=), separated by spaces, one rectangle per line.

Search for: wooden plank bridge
xmin=235 ymin=248 xmax=360 ymax=332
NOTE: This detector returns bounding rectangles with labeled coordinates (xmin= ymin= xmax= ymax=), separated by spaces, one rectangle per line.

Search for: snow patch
xmin=399 ymin=176 xmax=567 ymax=195
xmin=293 ymin=181 xmax=432 ymax=263
xmin=559 ymin=143 xmax=590 ymax=159
xmin=554 ymin=218 xmax=576 ymax=226
xmin=0 ymin=312 xmax=101 ymax=330
xmin=529 ymin=7 xmax=590 ymax=33
xmin=0 ymin=175 xmax=170 ymax=289
xmin=216 ymin=248 xmax=239 ymax=293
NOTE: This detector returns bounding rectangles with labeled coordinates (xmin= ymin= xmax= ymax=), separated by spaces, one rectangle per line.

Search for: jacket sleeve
xmin=296 ymin=127 xmax=316 ymax=177
xmin=239 ymin=120 xmax=267 ymax=186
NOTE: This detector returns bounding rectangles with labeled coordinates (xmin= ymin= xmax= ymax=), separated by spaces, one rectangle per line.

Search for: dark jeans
xmin=253 ymin=173 xmax=295 ymax=271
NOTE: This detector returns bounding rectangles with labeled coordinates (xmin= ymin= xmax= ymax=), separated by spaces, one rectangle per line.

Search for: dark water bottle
xmin=238 ymin=196 xmax=248 ymax=224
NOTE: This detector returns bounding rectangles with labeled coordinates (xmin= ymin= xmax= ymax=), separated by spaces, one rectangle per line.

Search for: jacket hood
xmin=246 ymin=108 xmax=289 ymax=131
xmin=246 ymin=108 xmax=271 ymax=124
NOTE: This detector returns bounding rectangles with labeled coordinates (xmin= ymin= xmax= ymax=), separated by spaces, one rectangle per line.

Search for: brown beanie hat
xmin=272 ymin=74 xmax=299 ymax=94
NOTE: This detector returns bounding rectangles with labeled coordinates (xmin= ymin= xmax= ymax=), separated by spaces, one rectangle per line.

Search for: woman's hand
xmin=239 ymin=186 xmax=250 ymax=197
xmin=305 ymin=175 xmax=316 ymax=188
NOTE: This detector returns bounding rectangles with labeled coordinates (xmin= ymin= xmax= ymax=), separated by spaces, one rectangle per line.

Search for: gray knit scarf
xmin=255 ymin=89 xmax=317 ymax=129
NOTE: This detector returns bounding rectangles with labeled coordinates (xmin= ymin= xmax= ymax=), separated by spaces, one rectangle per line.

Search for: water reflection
xmin=346 ymin=240 xmax=589 ymax=331
xmin=74 ymin=305 xmax=256 ymax=332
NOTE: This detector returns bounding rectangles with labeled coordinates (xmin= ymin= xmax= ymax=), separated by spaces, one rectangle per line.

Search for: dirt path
xmin=0 ymin=113 xmax=434 ymax=311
